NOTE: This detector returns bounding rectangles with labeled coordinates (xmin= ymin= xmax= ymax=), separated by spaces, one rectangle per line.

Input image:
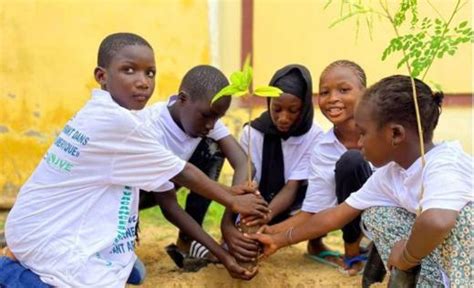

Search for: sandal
xmin=305 ymin=250 xmax=344 ymax=269
xmin=339 ymin=254 xmax=368 ymax=276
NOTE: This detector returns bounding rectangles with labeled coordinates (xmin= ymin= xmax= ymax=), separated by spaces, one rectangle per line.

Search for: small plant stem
xmin=247 ymin=96 xmax=253 ymax=186
xmin=380 ymin=0 xmax=426 ymax=214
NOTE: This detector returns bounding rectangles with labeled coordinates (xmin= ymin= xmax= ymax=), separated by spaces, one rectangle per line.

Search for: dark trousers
xmin=139 ymin=138 xmax=225 ymax=243
xmin=334 ymin=150 xmax=372 ymax=244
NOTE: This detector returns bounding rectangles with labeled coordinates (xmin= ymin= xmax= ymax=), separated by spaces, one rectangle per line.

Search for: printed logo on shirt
xmin=108 ymin=186 xmax=138 ymax=256
xmin=114 ymin=186 xmax=132 ymax=243
xmin=53 ymin=124 xmax=91 ymax=158
xmin=44 ymin=152 xmax=74 ymax=172
xmin=63 ymin=124 xmax=90 ymax=145
xmin=46 ymin=123 xmax=91 ymax=172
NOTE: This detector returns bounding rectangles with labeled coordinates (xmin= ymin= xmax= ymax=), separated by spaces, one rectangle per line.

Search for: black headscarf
xmin=249 ymin=64 xmax=314 ymax=203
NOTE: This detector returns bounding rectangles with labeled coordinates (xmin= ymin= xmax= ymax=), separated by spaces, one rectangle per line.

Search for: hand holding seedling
xmin=213 ymin=55 xmax=282 ymax=271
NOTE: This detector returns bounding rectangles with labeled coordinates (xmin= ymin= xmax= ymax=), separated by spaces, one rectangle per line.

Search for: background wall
xmin=218 ymin=0 xmax=472 ymax=92
xmin=0 ymin=0 xmax=211 ymax=197
xmin=0 ymin=0 xmax=472 ymax=198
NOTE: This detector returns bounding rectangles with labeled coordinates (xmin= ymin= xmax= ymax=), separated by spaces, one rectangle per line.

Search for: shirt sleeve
xmin=109 ymin=122 xmax=186 ymax=192
xmin=345 ymin=167 xmax=399 ymax=210
xmin=301 ymin=147 xmax=338 ymax=213
xmin=421 ymin=154 xmax=473 ymax=212
xmin=208 ymin=120 xmax=231 ymax=141
xmin=288 ymin=126 xmax=323 ymax=181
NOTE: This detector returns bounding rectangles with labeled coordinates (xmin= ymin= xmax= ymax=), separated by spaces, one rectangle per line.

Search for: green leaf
xmin=241 ymin=55 xmax=253 ymax=90
xmin=328 ymin=9 xmax=372 ymax=28
xmin=459 ymin=21 xmax=467 ymax=28
xmin=397 ymin=55 xmax=410 ymax=69
xmin=253 ymin=86 xmax=283 ymax=97
xmin=234 ymin=90 xmax=248 ymax=97
xmin=211 ymin=84 xmax=242 ymax=104
xmin=230 ymin=71 xmax=244 ymax=87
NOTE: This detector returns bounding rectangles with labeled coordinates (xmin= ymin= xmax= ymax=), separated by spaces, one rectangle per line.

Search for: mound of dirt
xmin=135 ymin=224 xmax=377 ymax=288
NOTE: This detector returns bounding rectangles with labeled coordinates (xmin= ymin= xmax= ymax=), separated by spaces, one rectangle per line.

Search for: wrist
xmin=401 ymin=246 xmax=421 ymax=267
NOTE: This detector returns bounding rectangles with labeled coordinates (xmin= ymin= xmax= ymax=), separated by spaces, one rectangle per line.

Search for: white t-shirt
xmin=302 ymin=128 xmax=348 ymax=213
xmin=346 ymin=141 xmax=473 ymax=213
xmin=139 ymin=99 xmax=230 ymax=191
xmin=240 ymin=123 xmax=323 ymax=185
xmin=5 ymin=89 xmax=186 ymax=288
xmin=141 ymin=99 xmax=230 ymax=160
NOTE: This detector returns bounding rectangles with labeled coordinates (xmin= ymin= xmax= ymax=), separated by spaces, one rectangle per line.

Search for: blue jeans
xmin=0 ymin=256 xmax=51 ymax=288
xmin=127 ymin=257 xmax=146 ymax=285
xmin=0 ymin=256 xmax=146 ymax=287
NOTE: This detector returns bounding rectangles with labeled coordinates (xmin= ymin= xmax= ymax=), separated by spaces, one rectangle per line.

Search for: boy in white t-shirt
xmin=248 ymin=75 xmax=473 ymax=287
xmin=0 ymin=33 xmax=267 ymax=287
xmin=138 ymin=65 xmax=253 ymax=268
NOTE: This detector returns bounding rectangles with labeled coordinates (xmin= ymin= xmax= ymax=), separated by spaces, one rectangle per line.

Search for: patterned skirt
xmin=362 ymin=202 xmax=473 ymax=287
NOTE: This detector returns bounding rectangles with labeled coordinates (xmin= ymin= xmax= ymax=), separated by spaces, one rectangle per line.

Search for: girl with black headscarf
xmin=221 ymin=64 xmax=323 ymax=263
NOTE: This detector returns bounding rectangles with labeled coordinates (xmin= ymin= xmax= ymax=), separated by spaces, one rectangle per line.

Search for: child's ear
xmin=389 ymin=123 xmax=405 ymax=147
xmin=94 ymin=67 xmax=107 ymax=88
xmin=177 ymin=91 xmax=189 ymax=104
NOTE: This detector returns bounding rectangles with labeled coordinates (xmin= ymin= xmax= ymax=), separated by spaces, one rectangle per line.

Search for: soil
xmin=135 ymin=224 xmax=387 ymax=288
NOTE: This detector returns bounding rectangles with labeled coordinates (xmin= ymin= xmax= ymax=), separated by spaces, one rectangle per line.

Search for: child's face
xmin=355 ymin=102 xmax=393 ymax=167
xmin=269 ymin=93 xmax=302 ymax=133
xmin=318 ymin=66 xmax=364 ymax=125
xmin=179 ymin=94 xmax=230 ymax=138
xmin=96 ymin=45 xmax=156 ymax=110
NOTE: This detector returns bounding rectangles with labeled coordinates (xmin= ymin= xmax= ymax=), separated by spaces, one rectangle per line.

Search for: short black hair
xmin=179 ymin=65 xmax=229 ymax=102
xmin=97 ymin=33 xmax=152 ymax=68
xmin=322 ymin=60 xmax=367 ymax=88
xmin=362 ymin=75 xmax=443 ymax=142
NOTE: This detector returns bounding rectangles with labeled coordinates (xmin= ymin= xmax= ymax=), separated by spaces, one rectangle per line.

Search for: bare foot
xmin=342 ymin=239 xmax=366 ymax=276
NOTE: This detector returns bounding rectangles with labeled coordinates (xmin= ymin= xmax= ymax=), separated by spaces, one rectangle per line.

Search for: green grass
xmin=139 ymin=188 xmax=225 ymax=237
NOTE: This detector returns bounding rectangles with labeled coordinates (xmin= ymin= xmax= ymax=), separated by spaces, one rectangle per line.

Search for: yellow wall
xmin=0 ymin=0 xmax=211 ymax=197
xmin=251 ymin=0 xmax=472 ymax=91
xmin=1 ymin=0 xmax=472 ymax=196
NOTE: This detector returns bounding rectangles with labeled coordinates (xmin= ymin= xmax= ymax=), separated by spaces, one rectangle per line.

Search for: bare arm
xmin=217 ymin=135 xmax=255 ymax=185
xmin=248 ymin=202 xmax=361 ymax=257
xmin=154 ymin=190 xmax=256 ymax=280
xmin=171 ymin=163 xmax=269 ymax=216
xmin=266 ymin=211 xmax=313 ymax=234
xmin=388 ymin=208 xmax=458 ymax=270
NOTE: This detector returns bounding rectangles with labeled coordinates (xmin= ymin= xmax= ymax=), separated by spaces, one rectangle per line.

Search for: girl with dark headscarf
xmin=221 ymin=64 xmax=323 ymax=263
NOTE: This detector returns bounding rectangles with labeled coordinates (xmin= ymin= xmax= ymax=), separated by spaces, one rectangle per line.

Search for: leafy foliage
xmin=211 ymin=55 xmax=282 ymax=104
xmin=382 ymin=17 xmax=473 ymax=77
xmin=325 ymin=0 xmax=473 ymax=79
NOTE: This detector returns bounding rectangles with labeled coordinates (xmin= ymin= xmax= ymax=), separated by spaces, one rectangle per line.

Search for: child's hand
xmin=244 ymin=231 xmax=281 ymax=258
xmin=221 ymin=253 xmax=258 ymax=280
xmin=388 ymin=239 xmax=420 ymax=271
xmin=240 ymin=211 xmax=272 ymax=227
xmin=222 ymin=223 xmax=260 ymax=263
xmin=231 ymin=194 xmax=269 ymax=217
xmin=230 ymin=181 xmax=259 ymax=196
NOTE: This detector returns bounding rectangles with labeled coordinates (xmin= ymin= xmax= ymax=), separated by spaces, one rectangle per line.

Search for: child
xmin=248 ymin=75 xmax=473 ymax=287
xmin=138 ymin=64 xmax=255 ymax=266
xmin=220 ymin=64 xmax=323 ymax=264
xmin=256 ymin=60 xmax=373 ymax=275
xmin=0 ymin=33 xmax=267 ymax=287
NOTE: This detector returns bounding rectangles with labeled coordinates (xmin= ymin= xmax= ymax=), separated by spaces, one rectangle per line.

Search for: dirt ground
xmin=134 ymin=223 xmax=386 ymax=288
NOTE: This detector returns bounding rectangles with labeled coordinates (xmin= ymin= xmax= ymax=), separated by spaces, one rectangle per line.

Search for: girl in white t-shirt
xmin=221 ymin=64 xmax=323 ymax=265
xmin=261 ymin=60 xmax=380 ymax=277
xmin=248 ymin=75 xmax=473 ymax=287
